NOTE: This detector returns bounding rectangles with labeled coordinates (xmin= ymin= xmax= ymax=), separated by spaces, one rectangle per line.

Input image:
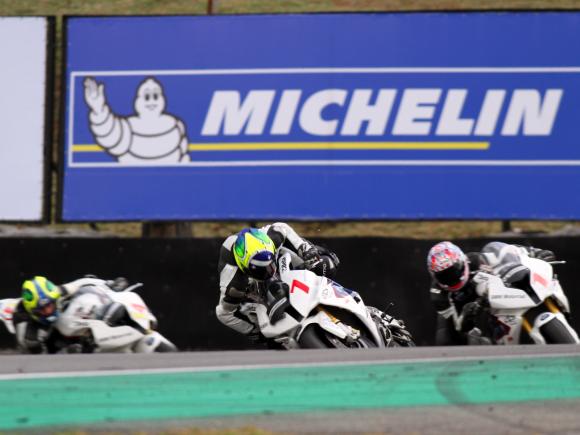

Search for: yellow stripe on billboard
xmin=73 ymin=142 xmax=490 ymax=152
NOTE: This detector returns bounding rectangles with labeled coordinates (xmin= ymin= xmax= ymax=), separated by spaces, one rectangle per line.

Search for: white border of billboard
xmin=0 ymin=17 xmax=48 ymax=221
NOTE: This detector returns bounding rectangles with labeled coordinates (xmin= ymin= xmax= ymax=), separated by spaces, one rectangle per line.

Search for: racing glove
xmin=298 ymin=243 xmax=322 ymax=269
xmin=309 ymin=256 xmax=337 ymax=278
xmin=266 ymin=280 xmax=290 ymax=325
xmin=460 ymin=301 xmax=484 ymax=332
xmin=109 ymin=277 xmax=130 ymax=292
xmin=528 ymin=247 xmax=556 ymax=262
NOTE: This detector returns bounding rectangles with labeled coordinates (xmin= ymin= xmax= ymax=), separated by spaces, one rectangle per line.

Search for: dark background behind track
xmin=0 ymin=236 xmax=578 ymax=349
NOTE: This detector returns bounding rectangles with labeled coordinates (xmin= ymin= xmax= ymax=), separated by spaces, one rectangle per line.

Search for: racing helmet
xmin=22 ymin=276 xmax=61 ymax=324
xmin=233 ymin=228 xmax=276 ymax=280
xmin=427 ymin=241 xmax=469 ymax=291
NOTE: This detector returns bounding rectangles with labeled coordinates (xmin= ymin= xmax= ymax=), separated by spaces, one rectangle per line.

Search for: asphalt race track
xmin=0 ymin=345 xmax=579 ymax=434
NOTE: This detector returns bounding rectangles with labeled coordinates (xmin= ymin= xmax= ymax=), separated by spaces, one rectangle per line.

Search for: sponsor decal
xmin=279 ymin=256 xmax=289 ymax=273
xmin=491 ymin=293 xmax=527 ymax=299
xmin=201 ymin=87 xmax=561 ymax=139
xmin=532 ymin=272 xmax=549 ymax=288
xmin=72 ymin=320 xmax=90 ymax=328
xmin=99 ymin=332 xmax=135 ymax=342
xmin=131 ymin=303 xmax=147 ymax=313
xmin=81 ymin=77 xmax=190 ymax=165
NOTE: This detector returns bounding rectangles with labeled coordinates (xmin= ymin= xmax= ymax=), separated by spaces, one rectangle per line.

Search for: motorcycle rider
xmin=216 ymin=223 xmax=340 ymax=342
xmin=427 ymin=240 xmax=556 ymax=345
xmin=12 ymin=275 xmax=131 ymax=353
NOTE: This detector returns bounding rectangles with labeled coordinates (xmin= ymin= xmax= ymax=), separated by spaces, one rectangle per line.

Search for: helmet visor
xmin=434 ymin=260 xmax=467 ymax=290
xmin=247 ymin=261 xmax=276 ymax=281
xmin=34 ymin=300 xmax=57 ymax=319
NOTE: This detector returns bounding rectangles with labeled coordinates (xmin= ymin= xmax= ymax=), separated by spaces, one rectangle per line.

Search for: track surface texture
xmin=0 ymin=345 xmax=579 ymax=435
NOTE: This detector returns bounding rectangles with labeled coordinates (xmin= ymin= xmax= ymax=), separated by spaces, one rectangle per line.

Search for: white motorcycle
xmin=0 ymin=280 xmax=176 ymax=353
xmin=55 ymin=280 xmax=177 ymax=353
xmin=472 ymin=257 xmax=579 ymax=345
xmin=245 ymin=252 xmax=413 ymax=349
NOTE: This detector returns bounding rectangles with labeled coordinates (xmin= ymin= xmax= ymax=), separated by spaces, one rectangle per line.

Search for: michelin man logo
xmin=84 ymin=77 xmax=191 ymax=164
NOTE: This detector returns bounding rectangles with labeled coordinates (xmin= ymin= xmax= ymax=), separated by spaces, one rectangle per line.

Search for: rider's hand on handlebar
xmin=461 ymin=301 xmax=483 ymax=320
xmin=299 ymin=244 xmax=322 ymax=269
xmin=528 ymin=246 xmax=556 ymax=262
xmin=534 ymin=249 xmax=556 ymax=262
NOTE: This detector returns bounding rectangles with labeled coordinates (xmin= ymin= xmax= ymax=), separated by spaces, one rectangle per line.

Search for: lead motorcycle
xmin=471 ymin=256 xmax=579 ymax=345
xmin=243 ymin=251 xmax=414 ymax=349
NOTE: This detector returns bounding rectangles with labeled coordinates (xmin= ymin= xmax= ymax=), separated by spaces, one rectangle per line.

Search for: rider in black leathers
xmin=427 ymin=241 xmax=556 ymax=345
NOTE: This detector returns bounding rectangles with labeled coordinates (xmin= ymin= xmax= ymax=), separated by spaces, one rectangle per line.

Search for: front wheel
xmin=154 ymin=340 xmax=178 ymax=352
xmin=298 ymin=325 xmax=377 ymax=349
xmin=540 ymin=317 xmax=579 ymax=344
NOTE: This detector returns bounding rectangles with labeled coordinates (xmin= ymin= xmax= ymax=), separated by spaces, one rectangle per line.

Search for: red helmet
xmin=427 ymin=241 xmax=469 ymax=291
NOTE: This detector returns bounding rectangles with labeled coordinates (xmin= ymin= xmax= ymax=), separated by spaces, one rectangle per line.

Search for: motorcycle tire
xmin=154 ymin=341 xmax=178 ymax=352
xmin=395 ymin=338 xmax=416 ymax=347
xmin=298 ymin=325 xmax=376 ymax=349
xmin=539 ymin=317 xmax=578 ymax=344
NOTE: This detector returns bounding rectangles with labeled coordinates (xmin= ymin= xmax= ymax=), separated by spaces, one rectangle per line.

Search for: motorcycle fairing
xmin=475 ymin=272 xmax=538 ymax=309
xmin=110 ymin=290 xmax=156 ymax=332
xmin=521 ymin=256 xmax=571 ymax=313
xmin=0 ymin=298 xmax=19 ymax=334
xmin=282 ymin=268 xmax=368 ymax=319
xmin=278 ymin=255 xmax=383 ymax=346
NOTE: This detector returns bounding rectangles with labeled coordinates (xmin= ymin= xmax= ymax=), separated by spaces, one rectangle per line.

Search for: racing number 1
xmin=290 ymin=279 xmax=309 ymax=294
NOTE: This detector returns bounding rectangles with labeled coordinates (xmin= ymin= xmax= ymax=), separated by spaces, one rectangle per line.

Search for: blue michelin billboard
xmin=62 ymin=13 xmax=580 ymax=220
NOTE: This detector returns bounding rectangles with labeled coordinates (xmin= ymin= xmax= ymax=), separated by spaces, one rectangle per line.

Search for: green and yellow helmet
xmin=233 ymin=228 xmax=276 ymax=280
xmin=22 ymin=276 xmax=61 ymax=324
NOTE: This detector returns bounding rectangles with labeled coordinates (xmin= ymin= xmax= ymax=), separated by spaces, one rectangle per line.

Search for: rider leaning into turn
xmin=216 ymin=222 xmax=340 ymax=342
xmin=427 ymin=240 xmax=556 ymax=345
xmin=12 ymin=275 xmax=130 ymax=354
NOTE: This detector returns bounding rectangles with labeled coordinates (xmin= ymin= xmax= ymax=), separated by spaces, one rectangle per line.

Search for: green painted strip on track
xmin=1 ymin=356 xmax=579 ymax=430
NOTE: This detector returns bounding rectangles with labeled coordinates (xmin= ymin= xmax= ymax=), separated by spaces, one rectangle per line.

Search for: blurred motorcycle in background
xmin=0 ymin=278 xmax=177 ymax=353
xmin=468 ymin=256 xmax=579 ymax=345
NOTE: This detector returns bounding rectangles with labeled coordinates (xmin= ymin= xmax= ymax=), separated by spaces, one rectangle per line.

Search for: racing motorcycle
xmin=0 ymin=279 xmax=177 ymax=353
xmin=55 ymin=279 xmax=177 ymax=353
xmin=245 ymin=251 xmax=414 ymax=349
xmin=471 ymin=256 xmax=579 ymax=345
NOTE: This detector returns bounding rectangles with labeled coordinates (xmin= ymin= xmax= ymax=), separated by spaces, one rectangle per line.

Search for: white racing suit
xmin=14 ymin=277 xmax=117 ymax=353
xmin=216 ymin=222 xmax=339 ymax=337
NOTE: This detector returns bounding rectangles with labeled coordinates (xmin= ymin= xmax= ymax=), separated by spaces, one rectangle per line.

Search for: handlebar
xmin=122 ymin=283 xmax=144 ymax=292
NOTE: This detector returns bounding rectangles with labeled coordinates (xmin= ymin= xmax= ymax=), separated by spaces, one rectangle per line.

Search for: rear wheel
xmin=298 ymin=325 xmax=377 ymax=349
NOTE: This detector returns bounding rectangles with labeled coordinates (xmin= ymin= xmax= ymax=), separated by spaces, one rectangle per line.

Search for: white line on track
xmin=0 ymin=350 xmax=578 ymax=381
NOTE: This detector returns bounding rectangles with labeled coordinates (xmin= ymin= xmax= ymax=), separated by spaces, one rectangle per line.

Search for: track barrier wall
xmin=0 ymin=236 xmax=578 ymax=350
